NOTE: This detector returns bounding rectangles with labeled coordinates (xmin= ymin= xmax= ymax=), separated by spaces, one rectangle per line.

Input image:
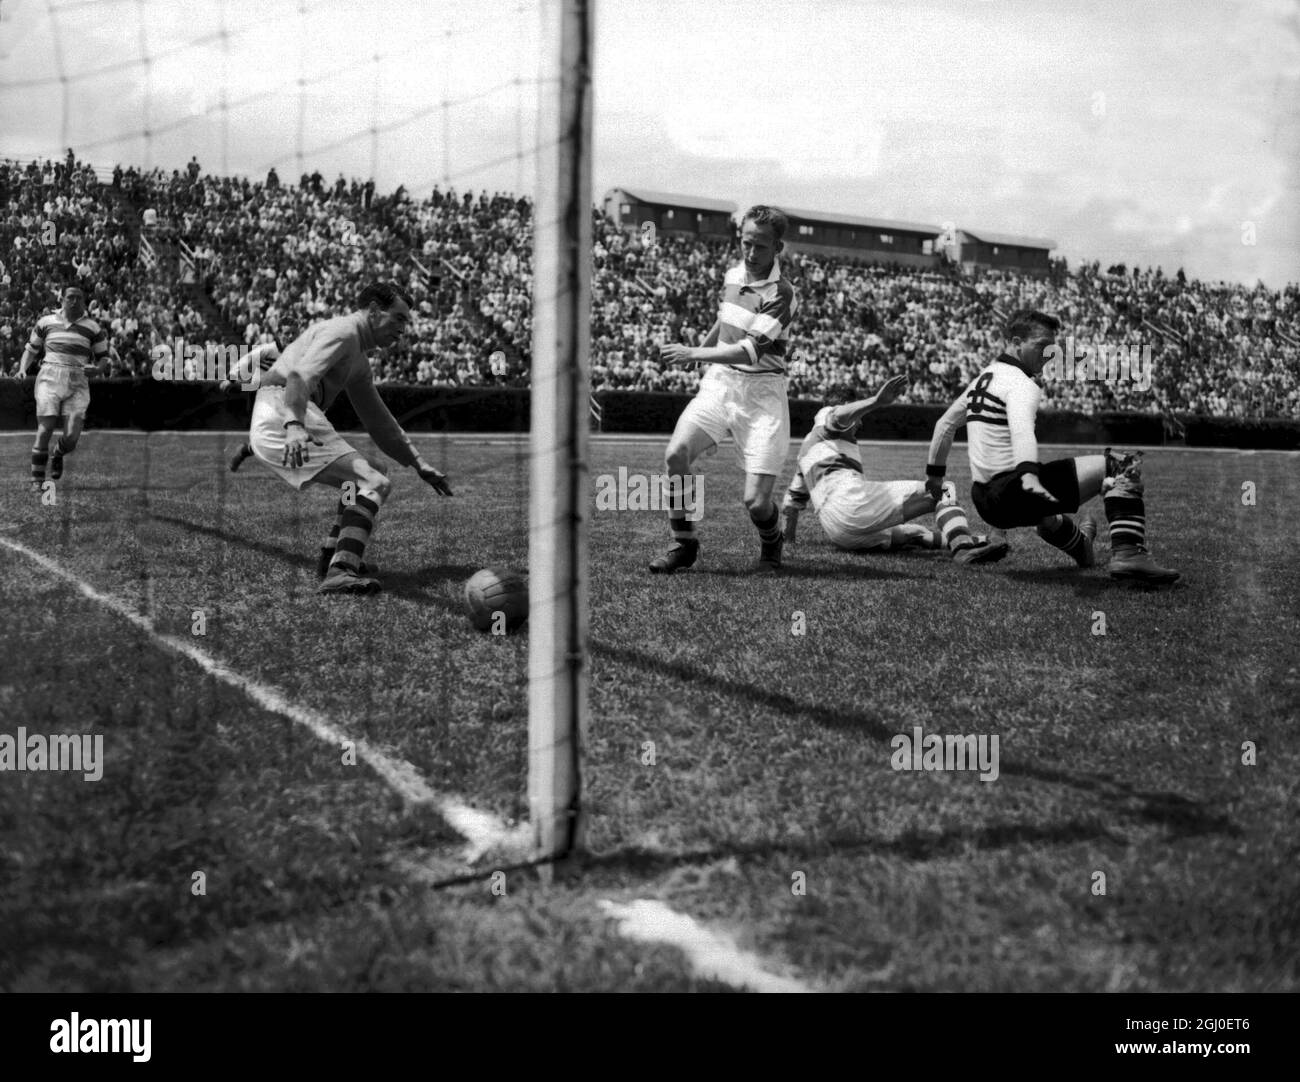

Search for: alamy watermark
xmin=594 ymin=468 xmax=705 ymax=520
xmin=0 ymin=728 xmax=103 ymax=781
xmin=50 ymin=1013 xmax=150 ymax=1062
xmin=890 ymin=725 xmax=999 ymax=782
xmin=593 ymin=469 xmax=704 ymax=519
xmin=1043 ymin=338 xmax=1152 ymax=391
xmin=151 ymin=338 xmax=261 ymax=388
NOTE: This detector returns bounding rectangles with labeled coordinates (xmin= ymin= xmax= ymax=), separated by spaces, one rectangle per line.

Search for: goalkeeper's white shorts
xmin=250 ymin=386 xmax=359 ymax=489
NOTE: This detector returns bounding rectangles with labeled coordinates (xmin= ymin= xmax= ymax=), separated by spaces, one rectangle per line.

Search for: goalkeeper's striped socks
xmin=319 ymin=498 xmax=347 ymax=577
xmin=329 ymin=490 xmax=382 ymax=574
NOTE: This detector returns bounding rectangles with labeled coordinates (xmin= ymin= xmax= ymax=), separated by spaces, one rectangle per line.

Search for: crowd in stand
xmin=2 ymin=154 xmax=1297 ymax=418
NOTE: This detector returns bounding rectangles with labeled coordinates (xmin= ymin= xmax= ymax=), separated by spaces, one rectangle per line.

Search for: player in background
xmin=11 ymin=285 xmax=107 ymax=487
xmin=652 ymin=205 xmax=796 ymax=574
xmin=926 ymin=308 xmax=1178 ymax=584
xmin=781 ymin=375 xmax=1008 ymax=564
xmin=221 ymin=338 xmax=282 ymax=472
xmin=249 ymin=282 xmax=452 ymax=594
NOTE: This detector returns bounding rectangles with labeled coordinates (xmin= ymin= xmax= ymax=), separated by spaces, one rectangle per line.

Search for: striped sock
xmin=30 ymin=444 xmax=49 ymax=483
xmin=1037 ymin=514 xmax=1090 ymax=564
xmin=1102 ymin=453 xmax=1149 ymax=553
xmin=936 ymin=500 xmax=976 ymax=551
xmin=664 ymin=474 xmax=697 ymax=545
xmin=53 ymin=434 xmax=73 ymax=456
xmin=329 ymin=491 xmax=381 ymax=573
xmin=1104 ymin=494 xmax=1147 ymax=552
xmin=323 ymin=498 xmax=346 ymax=554
xmin=750 ymin=502 xmax=781 ymax=544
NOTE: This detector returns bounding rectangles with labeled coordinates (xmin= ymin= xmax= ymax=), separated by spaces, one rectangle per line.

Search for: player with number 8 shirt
xmin=926 ymin=308 xmax=1179 ymax=584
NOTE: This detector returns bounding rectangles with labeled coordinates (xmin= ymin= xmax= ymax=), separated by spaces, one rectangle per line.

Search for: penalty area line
xmin=597 ymin=898 xmax=813 ymax=993
xmin=0 ymin=535 xmax=525 ymax=864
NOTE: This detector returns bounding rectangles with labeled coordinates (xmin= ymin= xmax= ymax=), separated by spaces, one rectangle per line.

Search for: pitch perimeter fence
xmin=1 ymin=380 xmax=1297 ymax=449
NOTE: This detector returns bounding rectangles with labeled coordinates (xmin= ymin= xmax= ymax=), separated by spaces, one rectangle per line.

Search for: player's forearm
xmin=926 ymin=404 xmax=963 ymax=472
xmin=831 ymin=395 xmax=886 ymax=429
xmin=17 ymin=349 xmax=36 ymax=378
xmin=686 ymin=340 xmax=751 ymax=366
xmin=281 ymin=371 xmax=310 ymax=426
xmin=370 ymin=423 xmax=419 ymax=469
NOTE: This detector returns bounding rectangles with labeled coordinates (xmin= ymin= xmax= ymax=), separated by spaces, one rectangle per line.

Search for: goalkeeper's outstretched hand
xmin=415 ymin=460 xmax=453 ymax=496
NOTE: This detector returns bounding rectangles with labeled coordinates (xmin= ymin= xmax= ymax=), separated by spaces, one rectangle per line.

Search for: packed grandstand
xmin=2 ymin=153 xmax=1297 ymax=417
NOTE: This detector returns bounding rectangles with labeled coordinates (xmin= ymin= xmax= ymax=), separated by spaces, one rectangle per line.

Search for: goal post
xmin=528 ymin=0 xmax=593 ymax=862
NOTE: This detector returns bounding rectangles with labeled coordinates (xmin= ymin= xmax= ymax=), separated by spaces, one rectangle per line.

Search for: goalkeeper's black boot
xmin=317 ymin=547 xmax=377 ymax=579
xmin=648 ymin=540 xmax=699 ymax=574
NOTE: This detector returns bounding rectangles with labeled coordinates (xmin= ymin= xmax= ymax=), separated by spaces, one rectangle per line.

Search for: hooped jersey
xmin=784 ymin=405 xmax=864 ymax=509
xmin=27 ymin=312 xmax=109 ymax=372
xmin=928 ymin=357 xmax=1041 ymax=484
xmin=714 ymin=259 xmax=797 ymax=374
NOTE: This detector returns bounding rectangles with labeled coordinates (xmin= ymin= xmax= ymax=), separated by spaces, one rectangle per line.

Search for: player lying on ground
xmin=248 ymin=281 xmax=453 ymax=595
xmin=780 ymin=374 xmax=1008 ymax=564
xmin=651 ymin=205 xmax=797 ymax=574
xmin=926 ymin=307 xmax=1179 ymax=585
xmin=220 ymin=339 xmax=282 ymax=472
xmin=10 ymin=285 xmax=107 ymax=488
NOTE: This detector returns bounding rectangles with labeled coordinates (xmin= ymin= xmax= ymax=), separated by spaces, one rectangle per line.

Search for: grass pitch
xmin=0 ymin=431 xmax=1296 ymax=991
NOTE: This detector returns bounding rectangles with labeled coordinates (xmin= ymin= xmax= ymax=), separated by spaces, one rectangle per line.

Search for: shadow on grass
xmin=150 ymin=511 xmax=480 ymax=605
xmin=575 ymin=816 xmax=1129 ymax=880
xmin=590 ymin=638 xmax=1235 ymax=842
xmin=379 ymin=565 xmax=484 ymax=605
xmin=664 ymin=562 xmax=930 ymax=582
xmin=149 ymin=512 xmax=317 ymax=574
xmin=1002 ymin=567 xmax=1177 ymax=598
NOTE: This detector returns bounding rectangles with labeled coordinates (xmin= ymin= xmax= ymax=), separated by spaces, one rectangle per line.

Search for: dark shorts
xmin=971 ymin=458 xmax=1081 ymax=529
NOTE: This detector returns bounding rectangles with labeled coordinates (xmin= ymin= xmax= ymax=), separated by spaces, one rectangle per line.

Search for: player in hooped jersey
xmin=926 ymin=308 xmax=1178 ymax=584
xmin=781 ymin=375 xmax=1008 ymax=564
xmin=651 ymin=205 xmax=796 ymax=574
xmin=11 ymin=286 xmax=107 ymax=487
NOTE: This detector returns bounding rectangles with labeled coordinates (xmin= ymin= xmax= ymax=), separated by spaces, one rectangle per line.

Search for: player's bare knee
xmin=365 ymin=470 xmax=392 ymax=503
xmin=664 ymin=447 xmax=690 ymax=476
xmin=741 ymin=489 xmax=769 ymax=514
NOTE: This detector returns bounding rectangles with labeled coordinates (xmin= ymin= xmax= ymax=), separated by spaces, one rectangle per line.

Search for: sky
xmin=1 ymin=0 xmax=1297 ymax=287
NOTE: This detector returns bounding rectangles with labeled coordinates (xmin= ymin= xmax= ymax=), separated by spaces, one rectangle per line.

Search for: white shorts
xmin=250 ymin=387 xmax=358 ymax=490
xmin=814 ymin=472 xmax=925 ymax=550
xmin=34 ymin=366 xmax=90 ymax=421
xmin=676 ymin=365 xmax=790 ymax=476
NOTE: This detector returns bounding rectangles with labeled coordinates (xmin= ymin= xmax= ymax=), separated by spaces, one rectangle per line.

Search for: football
xmin=464 ymin=567 xmax=529 ymax=633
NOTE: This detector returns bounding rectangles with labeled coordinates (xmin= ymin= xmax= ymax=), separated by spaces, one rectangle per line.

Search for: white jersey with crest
xmin=928 ymin=357 xmax=1041 ymax=484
